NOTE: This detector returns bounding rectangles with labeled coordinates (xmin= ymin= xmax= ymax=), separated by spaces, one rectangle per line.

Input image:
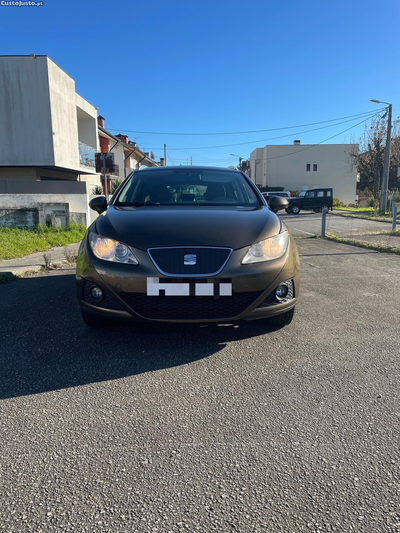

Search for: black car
xmin=286 ymin=188 xmax=333 ymax=214
xmin=76 ymin=166 xmax=300 ymax=328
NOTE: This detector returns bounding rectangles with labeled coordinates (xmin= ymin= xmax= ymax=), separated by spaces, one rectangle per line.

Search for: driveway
xmin=281 ymin=211 xmax=394 ymax=238
xmin=0 ymin=238 xmax=399 ymax=532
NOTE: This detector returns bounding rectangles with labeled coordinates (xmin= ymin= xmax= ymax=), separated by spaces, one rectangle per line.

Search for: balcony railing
xmin=79 ymin=141 xmax=96 ymax=170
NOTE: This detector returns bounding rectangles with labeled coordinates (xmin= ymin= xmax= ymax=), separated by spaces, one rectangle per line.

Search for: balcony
xmin=79 ymin=141 xmax=96 ymax=171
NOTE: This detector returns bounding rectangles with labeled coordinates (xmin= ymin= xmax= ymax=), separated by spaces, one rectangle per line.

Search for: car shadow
xmin=0 ymin=269 xmax=281 ymax=399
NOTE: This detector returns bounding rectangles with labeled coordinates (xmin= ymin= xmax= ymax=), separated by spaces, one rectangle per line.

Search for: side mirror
xmin=89 ymin=196 xmax=108 ymax=214
xmin=268 ymin=196 xmax=288 ymax=213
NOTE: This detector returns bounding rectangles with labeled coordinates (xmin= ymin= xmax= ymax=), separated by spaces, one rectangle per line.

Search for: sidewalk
xmin=0 ymin=242 xmax=81 ymax=278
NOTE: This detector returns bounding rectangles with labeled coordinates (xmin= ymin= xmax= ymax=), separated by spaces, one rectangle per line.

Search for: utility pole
xmin=102 ymin=153 xmax=108 ymax=200
xmin=380 ymin=104 xmax=392 ymax=214
xmin=164 ymin=144 xmax=167 ymax=166
xmin=371 ymin=100 xmax=392 ymax=214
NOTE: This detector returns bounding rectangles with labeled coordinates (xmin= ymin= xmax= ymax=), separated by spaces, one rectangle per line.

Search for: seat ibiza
xmin=76 ymin=166 xmax=300 ymax=327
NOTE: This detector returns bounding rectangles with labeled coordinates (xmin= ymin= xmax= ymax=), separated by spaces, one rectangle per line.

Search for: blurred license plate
xmin=147 ymin=277 xmax=232 ymax=297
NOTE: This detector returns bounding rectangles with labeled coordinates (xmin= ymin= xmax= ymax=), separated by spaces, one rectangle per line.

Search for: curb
xmin=0 ymin=242 xmax=80 ymax=278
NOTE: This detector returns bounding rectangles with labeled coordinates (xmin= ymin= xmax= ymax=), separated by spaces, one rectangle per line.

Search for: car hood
xmin=95 ymin=205 xmax=282 ymax=250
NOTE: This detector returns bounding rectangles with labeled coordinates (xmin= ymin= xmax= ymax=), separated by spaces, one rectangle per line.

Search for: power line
xmin=166 ymin=112 xmax=380 ymax=150
xmin=107 ymin=109 xmax=384 ymax=136
xmin=249 ymin=110 xmax=384 ymax=162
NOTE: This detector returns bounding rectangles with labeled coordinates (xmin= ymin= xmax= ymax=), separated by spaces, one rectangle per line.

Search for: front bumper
xmin=76 ymin=236 xmax=300 ymax=324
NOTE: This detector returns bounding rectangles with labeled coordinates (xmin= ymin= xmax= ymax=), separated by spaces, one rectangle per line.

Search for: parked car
xmin=262 ymin=191 xmax=291 ymax=204
xmin=286 ymin=188 xmax=333 ymax=214
xmin=76 ymin=166 xmax=300 ymax=328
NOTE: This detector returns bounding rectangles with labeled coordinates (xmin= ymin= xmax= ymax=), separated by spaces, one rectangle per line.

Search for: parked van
xmin=262 ymin=191 xmax=291 ymax=204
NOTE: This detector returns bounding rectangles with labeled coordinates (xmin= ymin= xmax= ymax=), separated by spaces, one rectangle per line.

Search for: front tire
xmin=291 ymin=204 xmax=301 ymax=215
xmin=270 ymin=307 xmax=295 ymax=328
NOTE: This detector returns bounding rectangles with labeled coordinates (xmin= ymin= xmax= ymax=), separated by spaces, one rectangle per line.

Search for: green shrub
xmin=367 ymin=196 xmax=379 ymax=208
xmin=110 ymin=179 xmax=122 ymax=194
xmin=389 ymin=189 xmax=400 ymax=202
xmin=333 ymin=198 xmax=345 ymax=208
xmin=92 ymin=185 xmax=103 ymax=195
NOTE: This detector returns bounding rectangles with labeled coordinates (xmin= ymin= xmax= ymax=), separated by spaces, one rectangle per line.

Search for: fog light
xmin=90 ymin=286 xmax=103 ymax=301
xmin=275 ymin=284 xmax=289 ymax=300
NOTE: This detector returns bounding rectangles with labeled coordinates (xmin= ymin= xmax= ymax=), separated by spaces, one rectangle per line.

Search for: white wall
xmin=250 ymin=143 xmax=358 ymax=204
xmin=47 ymin=58 xmax=80 ymax=170
xmin=48 ymin=59 xmax=98 ymax=172
xmin=0 ymin=56 xmax=54 ymax=165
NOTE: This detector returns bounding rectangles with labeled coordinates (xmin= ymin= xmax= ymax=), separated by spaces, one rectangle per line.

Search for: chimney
xmin=98 ymin=115 xmax=105 ymax=128
xmin=160 ymin=157 xmax=165 ymax=166
xmin=116 ymin=134 xmax=129 ymax=144
xmin=293 ymin=140 xmax=301 ymax=145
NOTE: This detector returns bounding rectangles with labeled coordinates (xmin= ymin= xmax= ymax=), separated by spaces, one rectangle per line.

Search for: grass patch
xmin=0 ymin=223 xmax=86 ymax=260
xmin=325 ymin=233 xmax=400 ymax=255
xmin=333 ymin=206 xmax=376 ymax=213
xmin=332 ymin=210 xmax=400 ymax=223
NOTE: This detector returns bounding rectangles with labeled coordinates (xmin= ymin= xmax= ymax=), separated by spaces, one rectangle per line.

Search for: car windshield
xmin=115 ymin=168 xmax=261 ymax=207
xmin=298 ymin=191 xmax=306 ymax=197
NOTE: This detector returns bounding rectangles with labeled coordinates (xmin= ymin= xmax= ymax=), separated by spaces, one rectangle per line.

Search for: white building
xmin=97 ymin=119 xmax=159 ymax=196
xmin=249 ymin=141 xmax=359 ymax=204
xmin=0 ymin=55 xmax=160 ymax=226
xmin=0 ymin=55 xmax=99 ymax=191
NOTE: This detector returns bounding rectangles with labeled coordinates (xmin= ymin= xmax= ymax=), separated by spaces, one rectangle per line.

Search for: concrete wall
xmin=0 ymin=56 xmax=54 ymax=166
xmin=249 ymin=143 xmax=358 ymax=204
xmin=0 ymin=208 xmax=39 ymax=227
xmin=47 ymin=58 xmax=80 ymax=171
xmin=76 ymin=93 xmax=98 ymax=150
xmin=0 ymin=193 xmax=91 ymax=227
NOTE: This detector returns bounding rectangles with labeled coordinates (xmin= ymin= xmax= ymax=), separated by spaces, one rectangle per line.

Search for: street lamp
xmin=371 ymin=99 xmax=392 ymax=214
xmin=230 ymin=153 xmax=243 ymax=169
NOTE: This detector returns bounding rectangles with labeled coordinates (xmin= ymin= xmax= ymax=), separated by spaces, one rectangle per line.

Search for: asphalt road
xmin=281 ymin=212 xmax=392 ymax=238
xmin=1 ymin=238 xmax=399 ymax=532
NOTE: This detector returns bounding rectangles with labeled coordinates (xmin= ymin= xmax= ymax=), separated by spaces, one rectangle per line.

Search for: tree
xmin=350 ymin=115 xmax=400 ymax=196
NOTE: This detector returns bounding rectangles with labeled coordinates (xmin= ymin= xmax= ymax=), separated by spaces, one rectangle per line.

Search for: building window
xmin=306 ymin=163 xmax=311 ymax=171
xmin=313 ymin=164 xmax=318 ymax=171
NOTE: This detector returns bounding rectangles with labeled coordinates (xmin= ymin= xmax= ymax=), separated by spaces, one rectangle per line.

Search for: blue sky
xmin=1 ymin=0 xmax=399 ymax=166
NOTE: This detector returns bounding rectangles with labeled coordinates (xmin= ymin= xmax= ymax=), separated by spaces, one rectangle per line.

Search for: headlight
xmin=89 ymin=233 xmax=138 ymax=264
xmin=241 ymin=231 xmax=289 ymax=264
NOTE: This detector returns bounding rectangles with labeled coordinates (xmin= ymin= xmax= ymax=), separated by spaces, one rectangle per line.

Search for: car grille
xmin=148 ymin=247 xmax=232 ymax=276
xmin=115 ymin=291 xmax=263 ymax=320
xmin=256 ymin=280 xmax=295 ymax=308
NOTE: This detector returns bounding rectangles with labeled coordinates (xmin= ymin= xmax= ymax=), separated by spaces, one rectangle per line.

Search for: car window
xmin=115 ymin=169 xmax=261 ymax=207
xmin=305 ymin=190 xmax=315 ymax=198
xmin=317 ymin=191 xmax=324 ymax=197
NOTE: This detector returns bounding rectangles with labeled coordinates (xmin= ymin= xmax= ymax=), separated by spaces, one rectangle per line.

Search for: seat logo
xmin=184 ymin=254 xmax=196 ymax=265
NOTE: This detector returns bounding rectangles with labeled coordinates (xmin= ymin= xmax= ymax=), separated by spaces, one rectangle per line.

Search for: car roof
xmin=137 ymin=165 xmax=241 ymax=173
